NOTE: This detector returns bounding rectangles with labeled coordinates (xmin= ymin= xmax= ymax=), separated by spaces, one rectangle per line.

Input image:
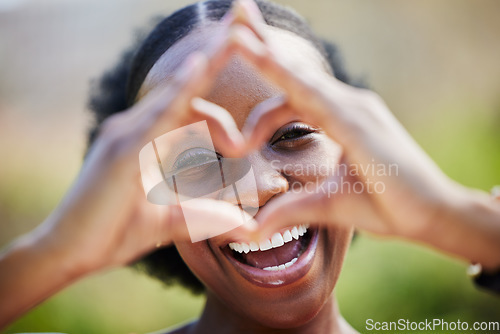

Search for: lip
xmin=221 ymin=227 xmax=319 ymax=288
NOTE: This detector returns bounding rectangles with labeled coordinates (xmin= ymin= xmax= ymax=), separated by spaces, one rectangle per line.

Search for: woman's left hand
xmin=227 ymin=0 xmax=500 ymax=270
xmin=227 ymin=0 xmax=453 ymax=239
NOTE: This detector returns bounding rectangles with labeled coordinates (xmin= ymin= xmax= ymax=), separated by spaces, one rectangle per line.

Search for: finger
xmin=227 ymin=0 xmax=267 ymax=42
xmin=256 ymin=190 xmax=331 ymax=241
xmin=129 ymin=23 xmax=265 ymax=145
xmin=329 ymin=160 xmax=391 ymax=234
xmin=228 ymin=23 xmax=394 ymax=159
xmin=131 ymin=49 xmax=233 ymax=144
xmin=256 ymin=186 xmax=391 ymax=240
xmin=185 ymin=1 xmax=265 ymax=80
xmin=162 ymin=199 xmax=258 ymax=244
xmin=130 ymin=29 xmax=245 ymax=146
xmin=229 ymin=25 xmax=337 ymax=125
xmin=160 ymin=205 xmax=190 ymax=242
xmin=203 ymin=24 xmax=245 ymax=78
xmin=145 ymin=53 xmax=217 ymax=138
xmin=190 ymin=97 xmax=246 ymax=157
xmin=331 ymin=185 xmax=391 ymax=235
xmin=115 ymin=52 xmax=209 ymax=145
xmin=241 ymin=96 xmax=299 ymax=152
xmin=95 ymin=52 xmax=223 ymax=177
xmin=96 ymin=39 xmax=245 ymax=182
xmin=255 ymin=167 xmax=391 ymax=239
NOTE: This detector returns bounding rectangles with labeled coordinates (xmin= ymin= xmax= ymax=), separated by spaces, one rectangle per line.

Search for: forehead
xmin=138 ymin=24 xmax=328 ymax=127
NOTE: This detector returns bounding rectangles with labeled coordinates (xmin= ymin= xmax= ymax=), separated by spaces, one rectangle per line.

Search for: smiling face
xmin=139 ymin=24 xmax=353 ymax=329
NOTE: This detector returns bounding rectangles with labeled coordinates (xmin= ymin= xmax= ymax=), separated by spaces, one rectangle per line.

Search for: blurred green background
xmin=1 ymin=0 xmax=499 ymax=333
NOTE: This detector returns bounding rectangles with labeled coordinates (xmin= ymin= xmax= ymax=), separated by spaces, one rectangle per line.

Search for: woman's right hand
xmin=37 ymin=44 xmax=251 ymax=275
xmin=0 ymin=18 xmax=256 ymax=328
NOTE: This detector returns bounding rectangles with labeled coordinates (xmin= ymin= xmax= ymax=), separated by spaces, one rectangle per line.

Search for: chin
xmin=176 ymin=224 xmax=352 ymax=328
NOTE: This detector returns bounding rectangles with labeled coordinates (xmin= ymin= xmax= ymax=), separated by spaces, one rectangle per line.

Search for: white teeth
xmin=236 ymin=243 xmax=243 ymax=253
xmin=285 ymin=257 xmax=297 ymax=268
xmin=298 ymin=225 xmax=306 ymax=236
xmin=283 ymin=230 xmax=292 ymax=243
xmin=229 ymin=242 xmax=240 ymax=251
xmin=249 ymin=241 xmax=259 ymax=252
xmin=262 ymin=257 xmax=298 ymax=271
xmin=228 ymin=224 xmax=310 ymax=253
xmin=259 ymin=239 xmax=272 ymax=251
xmin=271 ymin=233 xmax=284 ymax=248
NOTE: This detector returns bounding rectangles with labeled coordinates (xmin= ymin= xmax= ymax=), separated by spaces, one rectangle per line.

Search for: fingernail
xmin=229 ymin=133 xmax=246 ymax=155
xmin=240 ymin=0 xmax=262 ymax=18
xmin=232 ymin=0 xmax=247 ymax=21
xmin=190 ymin=96 xmax=205 ymax=109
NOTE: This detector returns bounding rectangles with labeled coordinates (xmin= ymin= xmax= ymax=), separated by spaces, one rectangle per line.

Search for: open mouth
xmin=221 ymin=224 xmax=319 ymax=287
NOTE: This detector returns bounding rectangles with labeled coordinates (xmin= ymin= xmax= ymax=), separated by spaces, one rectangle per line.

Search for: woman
xmin=1 ymin=0 xmax=499 ymax=332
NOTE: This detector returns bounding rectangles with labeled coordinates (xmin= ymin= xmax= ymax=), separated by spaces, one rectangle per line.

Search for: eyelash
xmin=172 ymin=123 xmax=315 ymax=171
xmin=271 ymin=123 xmax=317 ymax=146
xmin=172 ymin=148 xmax=220 ymax=172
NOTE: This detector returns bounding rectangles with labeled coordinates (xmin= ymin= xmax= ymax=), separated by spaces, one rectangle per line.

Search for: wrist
xmin=397 ymin=176 xmax=459 ymax=245
xmin=421 ymin=183 xmax=500 ymax=269
xmin=0 ymin=224 xmax=89 ymax=328
xmin=30 ymin=216 xmax=93 ymax=282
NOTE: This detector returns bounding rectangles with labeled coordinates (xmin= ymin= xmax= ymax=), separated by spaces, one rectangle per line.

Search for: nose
xmin=218 ymin=152 xmax=289 ymax=212
xmin=251 ymin=154 xmax=289 ymax=207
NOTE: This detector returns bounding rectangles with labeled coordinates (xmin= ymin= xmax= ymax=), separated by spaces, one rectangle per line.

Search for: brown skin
xmin=138 ymin=25 xmax=355 ymax=333
xmin=228 ymin=2 xmax=500 ymax=271
xmin=1 ymin=1 xmax=499 ymax=331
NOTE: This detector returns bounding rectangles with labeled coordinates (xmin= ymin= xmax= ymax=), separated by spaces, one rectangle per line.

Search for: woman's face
xmin=139 ymin=24 xmax=353 ymax=328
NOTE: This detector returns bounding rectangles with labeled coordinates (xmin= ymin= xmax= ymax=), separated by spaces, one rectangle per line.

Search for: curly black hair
xmin=87 ymin=0 xmax=360 ymax=294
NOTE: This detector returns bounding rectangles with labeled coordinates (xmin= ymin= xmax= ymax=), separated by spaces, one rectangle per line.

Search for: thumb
xmin=256 ymin=190 xmax=331 ymax=241
xmin=164 ymin=198 xmax=258 ymax=244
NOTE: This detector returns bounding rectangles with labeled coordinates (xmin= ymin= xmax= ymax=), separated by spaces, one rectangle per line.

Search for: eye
xmin=171 ymin=147 xmax=220 ymax=174
xmin=166 ymin=148 xmax=224 ymax=198
xmin=271 ymin=122 xmax=318 ymax=149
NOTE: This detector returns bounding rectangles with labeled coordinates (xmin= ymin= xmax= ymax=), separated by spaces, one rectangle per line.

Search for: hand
xmin=27 ymin=26 xmax=257 ymax=276
xmin=226 ymin=0 xmax=458 ymax=241
xmin=0 ymin=9 xmax=264 ymax=327
xmin=226 ymin=1 xmax=500 ymax=273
